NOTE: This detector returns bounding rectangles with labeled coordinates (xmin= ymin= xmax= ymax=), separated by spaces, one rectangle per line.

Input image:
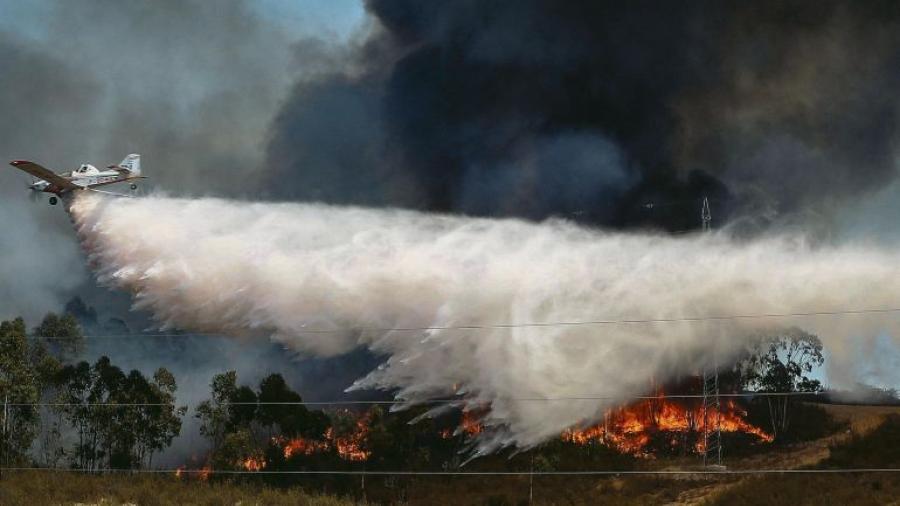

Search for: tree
xmin=257 ymin=373 xmax=328 ymax=438
xmin=33 ymin=312 xmax=83 ymax=361
xmin=198 ymin=371 xmax=338 ymax=471
xmin=739 ymin=327 xmax=824 ymax=439
xmin=64 ymin=296 xmax=98 ymax=327
xmin=55 ymin=360 xmax=95 ymax=469
xmin=55 ymin=356 xmax=185 ymax=469
xmin=214 ymin=429 xmax=259 ymax=470
xmin=0 ymin=317 xmax=60 ymax=465
xmin=112 ymin=368 xmax=186 ymax=468
xmin=140 ymin=368 xmax=187 ymax=467
xmin=195 ymin=371 xmax=243 ymax=453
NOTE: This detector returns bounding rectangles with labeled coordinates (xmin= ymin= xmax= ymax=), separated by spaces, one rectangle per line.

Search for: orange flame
xmin=460 ymin=410 xmax=484 ymax=436
xmin=562 ymin=395 xmax=772 ymax=456
xmin=274 ymin=414 xmax=372 ymax=462
xmin=198 ymin=465 xmax=212 ymax=481
xmin=275 ymin=434 xmax=329 ymax=459
xmin=329 ymin=419 xmax=372 ymax=461
xmin=240 ymin=455 xmax=267 ymax=472
xmin=441 ymin=408 xmax=486 ymax=439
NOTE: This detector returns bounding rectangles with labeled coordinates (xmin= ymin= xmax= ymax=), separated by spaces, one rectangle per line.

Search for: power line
xmin=3 ymin=466 xmax=900 ymax=476
xmin=7 ymin=391 xmax=830 ymax=408
xmin=13 ymin=306 xmax=900 ymax=340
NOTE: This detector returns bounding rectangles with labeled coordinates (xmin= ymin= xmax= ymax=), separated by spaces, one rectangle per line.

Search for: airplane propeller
xmin=23 ymin=176 xmax=41 ymax=202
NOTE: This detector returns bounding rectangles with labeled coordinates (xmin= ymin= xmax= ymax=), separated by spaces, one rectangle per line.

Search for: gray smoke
xmin=0 ymin=0 xmax=299 ymax=320
xmin=71 ymin=192 xmax=900 ymax=449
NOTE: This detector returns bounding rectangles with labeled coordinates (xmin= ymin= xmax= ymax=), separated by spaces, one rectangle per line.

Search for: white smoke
xmin=69 ymin=193 xmax=900 ymax=449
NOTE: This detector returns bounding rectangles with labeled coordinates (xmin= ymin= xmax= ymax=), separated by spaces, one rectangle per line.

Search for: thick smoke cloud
xmin=71 ymin=193 xmax=900 ymax=449
xmin=0 ymin=0 xmax=294 ymax=319
xmin=266 ymin=0 xmax=900 ymax=231
xmin=0 ymin=33 xmax=98 ymax=320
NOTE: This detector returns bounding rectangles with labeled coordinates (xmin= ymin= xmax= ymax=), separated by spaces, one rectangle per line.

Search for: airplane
xmin=9 ymin=154 xmax=145 ymax=205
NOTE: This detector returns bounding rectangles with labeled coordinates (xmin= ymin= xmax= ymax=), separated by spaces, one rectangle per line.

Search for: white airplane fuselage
xmin=29 ymin=167 xmax=124 ymax=193
xmin=11 ymin=154 xmax=144 ymax=205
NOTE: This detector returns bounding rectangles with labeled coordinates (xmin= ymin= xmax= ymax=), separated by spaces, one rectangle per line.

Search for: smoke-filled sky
xmin=2 ymin=0 xmax=900 ymax=450
xmin=70 ymin=192 xmax=900 ymax=448
xmin=0 ymin=0 xmax=364 ymax=320
xmin=2 ymin=0 xmax=900 ymax=317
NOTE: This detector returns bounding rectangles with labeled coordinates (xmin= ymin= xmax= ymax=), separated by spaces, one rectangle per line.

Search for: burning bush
xmin=563 ymin=394 xmax=773 ymax=457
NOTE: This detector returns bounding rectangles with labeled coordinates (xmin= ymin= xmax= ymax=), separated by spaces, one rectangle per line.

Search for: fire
xmin=174 ymin=464 xmax=212 ymax=480
xmin=710 ymin=400 xmax=774 ymax=443
xmin=441 ymin=408 xmax=486 ymax=439
xmin=240 ymin=455 xmax=267 ymax=472
xmin=562 ymin=395 xmax=772 ymax=456
xmin=275 ymin=434 xmax=329 ymax=459
xmin=460 ymin=410 xmax=484 ymax=436
xmin=329 ymin=422 xmax=371 ymax=461
xmin=273 ymin=414 xmax=372 ymax=462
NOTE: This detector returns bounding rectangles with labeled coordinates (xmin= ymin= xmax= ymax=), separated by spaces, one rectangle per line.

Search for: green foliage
xmin=34 ymin=312 xmax=83 ymax=361
xmin=197 ymin=371 xmax=333 ymax=467
xmin=740 ymin=327 xmax=824 ymax=393
xmin=54 ymin=356 xmax=186 ymax=469
xmin=258 ymin=373 xmax=328 ymax=438
xmin=0 ymin=317 xmax=60 ymax=465
xmin=196 ymin=370 xmax=244 ymax=453
xmin=214 ymin=428 xmax=259 ymax=470
xmin=738 ymin=328 xmax=825 ymax=440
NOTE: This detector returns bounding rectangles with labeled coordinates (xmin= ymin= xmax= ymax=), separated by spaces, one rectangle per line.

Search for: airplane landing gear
xmin=49 ymin=196 xmax=58 ymax=206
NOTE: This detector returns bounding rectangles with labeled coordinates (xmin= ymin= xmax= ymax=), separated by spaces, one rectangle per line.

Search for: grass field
xmin=0 ymin=471 xmax=358 ymax=506
xmin=705 ymin=413 xmax=900 ymax=506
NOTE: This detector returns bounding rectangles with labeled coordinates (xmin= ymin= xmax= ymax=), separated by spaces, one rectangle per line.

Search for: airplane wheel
xmin=49 ymin=196 xmax=58 ymax=206
xmin=130 ymin=183 xmax=138 ymax=190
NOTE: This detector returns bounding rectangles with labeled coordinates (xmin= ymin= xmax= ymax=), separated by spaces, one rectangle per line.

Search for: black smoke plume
xmin=266 ymin=0 xmax=900 ymax=232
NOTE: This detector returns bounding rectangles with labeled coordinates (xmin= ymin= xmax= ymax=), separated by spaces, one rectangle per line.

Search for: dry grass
xmin=0 ymin=471 xmax=360 ymax=506
xmin=706 ymin=412 xmax=900 ymax=506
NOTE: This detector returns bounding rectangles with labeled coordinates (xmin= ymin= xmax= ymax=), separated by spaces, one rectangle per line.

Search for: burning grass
xmin=269 ymin=413 xmax=372 ymax=465
xmin=563 ymin=395 xmax=773 ymax=457
xmin=219 ymin=394 xmax=774 ymax=476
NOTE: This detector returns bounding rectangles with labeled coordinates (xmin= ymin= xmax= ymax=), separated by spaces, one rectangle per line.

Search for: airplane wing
xmin=9 ymin=160 xmax=79 ymax=190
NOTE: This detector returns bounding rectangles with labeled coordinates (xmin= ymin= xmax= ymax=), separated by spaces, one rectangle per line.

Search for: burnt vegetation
xmin=3 ymin=308 xmax=896 ymax=505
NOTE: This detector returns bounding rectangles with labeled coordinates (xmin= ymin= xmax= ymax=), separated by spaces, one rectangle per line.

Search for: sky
xmin=0 ymin=0 xmax=372 ymax=464
xmin=0 ymin=0 xmax=898 ymax=435
xmin=0 ymin=0 xmax=368 ymax=322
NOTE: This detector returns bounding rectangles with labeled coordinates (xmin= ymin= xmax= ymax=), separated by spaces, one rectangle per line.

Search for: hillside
xmin=3 ymin=404 xmax=898 ymax=506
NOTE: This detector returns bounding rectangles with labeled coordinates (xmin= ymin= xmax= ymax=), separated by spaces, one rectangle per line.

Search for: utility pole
xmin=529 ymin=453 xmax=534 ymax=505
xmin=700 ymin=196 xmax=722 ymax=468
xmin=701 ymin=196 xmax=712 ymax=232
xmin=2 ymin=394 xmax=7 ymax=476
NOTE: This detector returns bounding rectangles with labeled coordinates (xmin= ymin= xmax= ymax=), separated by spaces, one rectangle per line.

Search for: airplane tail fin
xmin=118 ymin=154 xmax=141 ymax=175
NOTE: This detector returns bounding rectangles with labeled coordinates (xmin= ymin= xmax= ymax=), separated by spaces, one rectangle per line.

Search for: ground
xmin=664 ymin=404 xmax=900 ymax=506
xmin=2 ymin=404 xmax=898 ymax=505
